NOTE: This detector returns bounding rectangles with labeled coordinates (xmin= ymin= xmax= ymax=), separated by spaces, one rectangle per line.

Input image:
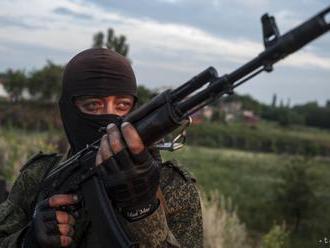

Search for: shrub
xmin=202 ymin=191 xmax=251 ymax=248
xmin=261 ymin=223 xmax=289 ymax=248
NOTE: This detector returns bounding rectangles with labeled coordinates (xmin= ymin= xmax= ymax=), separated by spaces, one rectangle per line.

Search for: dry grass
xmin=202 ymin=191 xmax=251 ymax=248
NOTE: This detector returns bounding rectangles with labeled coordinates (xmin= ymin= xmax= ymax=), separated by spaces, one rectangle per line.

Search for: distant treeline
xmin=187 ymin=122 xmax=330 ymax=157
xmin=220 ymin=94 xmax=330 ymax=130
xmin=1 ymin=61 xmax=330 ymax=131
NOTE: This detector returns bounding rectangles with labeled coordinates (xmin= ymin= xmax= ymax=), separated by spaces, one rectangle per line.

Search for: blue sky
xmin=0 ymin=0 xmax=329 ymax=105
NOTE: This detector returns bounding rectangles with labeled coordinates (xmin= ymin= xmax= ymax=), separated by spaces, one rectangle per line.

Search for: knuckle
xmin=64 ymin=213 xmax=70 ymax=223
xmin=110 ymin=139 xmax=122 ymax=152
xmin=130 ymin=144 xmax=140 ymax=154
xmin=68 ymin=214 xmax=75 ymax=225
xmin=60 ymin=236 xmax=72 ymax=247
xmin=129 ymin=142 xmax=143 ymax=154
xmin=59 ymin=225 xmax=70 ymax=235
xmin=56 ymin=211 xmax=69 ymax=223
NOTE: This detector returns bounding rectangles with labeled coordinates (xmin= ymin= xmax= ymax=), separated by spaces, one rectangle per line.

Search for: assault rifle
xmin=40 ymin=6 xmax=330 ymax=248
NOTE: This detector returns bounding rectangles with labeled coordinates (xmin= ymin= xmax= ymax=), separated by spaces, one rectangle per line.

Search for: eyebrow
xmin=74 ymin=95 xmax=133 ymax=101
xmin=74 ymin=96 xmax=101 ymax=101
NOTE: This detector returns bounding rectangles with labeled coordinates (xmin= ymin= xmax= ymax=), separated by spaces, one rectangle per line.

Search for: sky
xmin=0 ymin=0 xmax=329 ymax=105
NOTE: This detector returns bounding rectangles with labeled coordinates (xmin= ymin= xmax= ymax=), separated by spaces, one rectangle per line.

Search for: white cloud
xmin=0 ymin=0 xmax=329 ymax=74
xmin=231 ymin=0 xmax=270 ymax=8
xmin=283 ymin=52 xmax=330 ymax=70
xmin=156 ymin=0 xmax=181 ymax=4
xmin=274 ymin=9 xmax=302 ymax=33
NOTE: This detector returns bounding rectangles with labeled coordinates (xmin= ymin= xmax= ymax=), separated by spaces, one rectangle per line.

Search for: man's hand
xmin=23 ymin=194 xmax=78 ymax=247
xmin=95 ymin=122 xmax=160 ymax=221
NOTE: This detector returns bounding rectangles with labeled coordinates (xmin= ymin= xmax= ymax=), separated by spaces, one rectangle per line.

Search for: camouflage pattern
xmin=0 ymin=153 xmax=203 ymax=247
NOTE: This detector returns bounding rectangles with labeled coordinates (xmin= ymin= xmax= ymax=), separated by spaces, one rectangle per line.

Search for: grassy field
xmin=0 ymin=127 xmax=62 ymax=181
xmin=187 ymin=121 xmax=330 ymax=156
xmin=1 ymin=126 xmax=330 ymax=247
xmin=162 ymin=146 xmax=330 ymax=247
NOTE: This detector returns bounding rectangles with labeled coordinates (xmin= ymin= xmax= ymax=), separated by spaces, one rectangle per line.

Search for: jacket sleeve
xmin=125 ymin=162 xmax=203 ymax=247
xmin=0 ymin=199 xmax=29 ymax=247
xmin=0 ymin=154 xmax=56 ymax=247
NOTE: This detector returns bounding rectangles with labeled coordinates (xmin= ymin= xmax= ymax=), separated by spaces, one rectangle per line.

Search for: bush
xmin=186 ymin=122 xmax=330 ymax=156
xmin=274 ymin=160 xmax=315 ymax=233
xmin=0 ymin=128 xmax=64 ymax=181
xmin=261 ymin=224 xmax=289 ymax=248
xmin=203 ymin=191 xmax=251 ymax=248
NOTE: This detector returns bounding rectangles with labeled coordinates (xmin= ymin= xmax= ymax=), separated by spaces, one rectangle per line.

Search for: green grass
xmin=162 ymin=146 xmax=330 ymax=247
xmin=187 ymin=121 xmax=330 ymax=156
xmin=257 ymin=121 xmax=330 ymax=144
xmin=0 ymin=127 xmax=63 ymax=181
xmin=1 ymin=125 xmax=330 ymax=247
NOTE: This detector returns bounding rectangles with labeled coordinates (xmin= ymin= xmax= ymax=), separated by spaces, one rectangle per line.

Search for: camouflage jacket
xmin=0 ymin=152 xmax=203 ymax=247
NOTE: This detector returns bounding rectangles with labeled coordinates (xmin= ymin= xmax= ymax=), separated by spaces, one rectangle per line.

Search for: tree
xmin=1 ymin=69 xmax=27 ymax=101
xmin=136 ymin=85 xmax=156 ymax=106
xmin=106 ymin=28 xmax=129 ymax=57
xmin=271 ymin=94 xmax=277 ymax=108
xmin=92 ymin=32 xmax=104 ymax=48
xmin=27 ymin=61 xmax=64 ymax=102
xmin=274 ymin=160 xmax=315 ymax=232
xmin=92 ymin=28 xmax=129 ymax=57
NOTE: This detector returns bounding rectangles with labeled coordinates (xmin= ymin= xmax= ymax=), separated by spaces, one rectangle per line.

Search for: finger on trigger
xmin=121 ymin=122 xmax=145 ymax=154
xmin=56 ymin=211 xmax=75 ymax=225
xmin=48 ymin=194 xmax=78 ymax=208
xmin=107 ymin=123 xmax=124 ymax=154
xmin=60 ymin=235 xmax=73 ymax=247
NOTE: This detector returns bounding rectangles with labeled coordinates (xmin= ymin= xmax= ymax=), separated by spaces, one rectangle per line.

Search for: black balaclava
xmin=59 ymin=48 xmax=137 ymax=153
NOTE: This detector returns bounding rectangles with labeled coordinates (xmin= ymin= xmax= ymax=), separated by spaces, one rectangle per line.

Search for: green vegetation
xmin=187 ymin=121 xmax=330 ymax=156
xmin=0 ymin=128 xmax=63 ymax=181
xmin=162 ymin=146 xmax=330 ymax=247
xmin=203 ymin=192 xmax=250 ymax=248
xmin=92 ymin=28 xmax=129 ymax=57
xmin=261 ymin=224 xmax=289 ymax=248
xmin=1 ymin=126 xmax=329 ymax=247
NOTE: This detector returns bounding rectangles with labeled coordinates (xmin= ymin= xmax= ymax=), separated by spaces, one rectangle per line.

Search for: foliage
xmin=92 ymin=28 xmax=129 ymax=57
xmin=136 ymin=85 xmax=157 ymax=106
xmin=293 ymin=102 xmax=330 ymax=129
xmin=1 ymin=69 xmax=27 ymax=101
xmin=261 ymin=106 xmax=305 ymax=127
xmin=0 ymin=61 xmax=64 ymax=102
xmin=0 ymin=128 xmax=64 ymax=181
xmin=28 ymin=61 xmax=64 ymax=102
xmin=203 ymin=191 xmax=250 ymax=248
xmin=261 ymin=223 xmax=289 ymax=248
xmin=187 ymin=122 xmax=330 ymax=156
xmin=1 ymin=127 xmax=330 ymax=247
xmin=221 ymin=94 xmax=330 ymax=129
xmin=0 ymin=100 xmax=62 ymax=130
xmin=92 ymin=31 xmax=105 ymax=49
xmin=274 ymin=160 xmax=315 ymax=232
xmin=106 ymin=28 xmax=129 ymax=57
xmin=163 ymin=146 xmax=330 ymax=247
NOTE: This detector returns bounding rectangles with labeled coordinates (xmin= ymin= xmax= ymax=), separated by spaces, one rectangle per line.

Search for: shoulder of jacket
xmin=20 ymin=151 xmax=61 ymax=172
xmin=161 ymin=159 xmax=196 ymax=183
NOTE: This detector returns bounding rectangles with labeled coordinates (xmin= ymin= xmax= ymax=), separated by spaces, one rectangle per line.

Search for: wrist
xmin=121 ymin=198 xmax=159 ymax=222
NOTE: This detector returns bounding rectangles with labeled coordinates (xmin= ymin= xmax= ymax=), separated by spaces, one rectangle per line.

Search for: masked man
xmin=0 ymin=48 xmax=202 ymax=247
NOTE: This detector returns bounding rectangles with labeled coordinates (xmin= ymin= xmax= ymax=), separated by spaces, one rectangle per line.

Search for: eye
xmin=81 ymin=99 xmax=105 ymax=113
xmin=116 ymin=100 xmax=133 ymax=112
